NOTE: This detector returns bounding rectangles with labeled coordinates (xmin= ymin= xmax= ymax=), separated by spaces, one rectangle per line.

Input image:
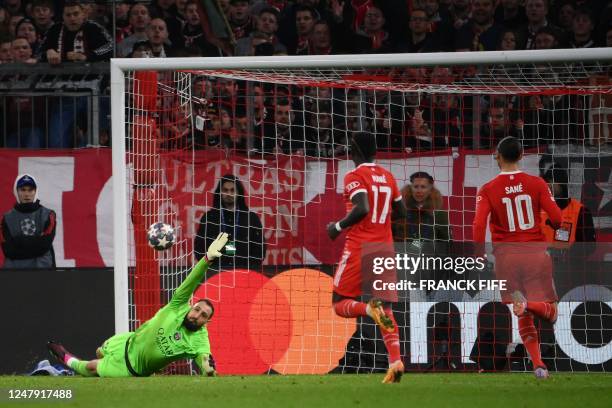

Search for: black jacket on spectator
xmin=256 ymin=122 xmax=306 ymax=154
xmin=396 ymin=33 xmax=441 ymax=53
xmin=194 ymin=176 xmax=266 ymax=270
xmin=454 ymin=21 xmax=505 ymax=51
xmin=1 ymin=200 xmax=56 ymax=268
xmin=41 ymin=20 xmax=112 ymax=62
xmin=494 ymin=6 xmax=527 ymax=30
xmin=182 ymin=24 xmax=224 ymax=56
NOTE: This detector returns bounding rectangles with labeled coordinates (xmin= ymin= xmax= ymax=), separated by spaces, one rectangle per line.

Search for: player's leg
xmin=380 ymin=302 xmax=403 ymax=383
xmin=512 ymin=252 xmax=558 ymax=323
xmin=511 ymin=251 xmax=554 ymax=378
xmin=47 ymin=341 xmax=98 ymax=377
xmin=517 ymin=312 xmax=548 ymax=377
xmin=332 ymin=249 xmax=369 ymax=318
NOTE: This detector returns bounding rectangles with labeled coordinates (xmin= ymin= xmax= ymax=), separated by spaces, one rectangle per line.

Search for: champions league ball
xmin=147 ymin=223 xmax=175 ymax=251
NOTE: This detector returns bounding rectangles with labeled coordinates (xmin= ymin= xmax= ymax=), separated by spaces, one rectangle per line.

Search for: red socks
xmin=527 ymin=302 xmax=557 ymax=323
xmin=333 ymin=299 xmax=368 ymax=318
xmin=518 ymin=313 xmax=545 ymax=368
xmin=382 ymin=307 xmax=401 ymax=364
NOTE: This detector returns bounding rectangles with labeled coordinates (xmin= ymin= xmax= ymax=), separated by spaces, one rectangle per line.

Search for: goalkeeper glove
xmin=206 ymin=232 xmax=229 ymax=261
xmin=202 ymin=354 xmax=216 ymax=377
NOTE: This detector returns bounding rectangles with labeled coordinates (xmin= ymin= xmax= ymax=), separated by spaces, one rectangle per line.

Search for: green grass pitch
xmin=1 ymin=373 xmax=610 ymax=408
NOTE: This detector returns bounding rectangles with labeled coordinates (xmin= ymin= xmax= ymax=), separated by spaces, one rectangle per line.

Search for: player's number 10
xmin=501 ymin=194 xmax=535 ymax=231
xmin=371 ymin=185 xmax=392 ymax=224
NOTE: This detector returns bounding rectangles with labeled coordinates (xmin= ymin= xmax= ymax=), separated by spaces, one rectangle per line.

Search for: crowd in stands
xmin=0 ymin=0 xmax=610 ymax=151
xmin=0 ymin=0 xmax=610 ymax=63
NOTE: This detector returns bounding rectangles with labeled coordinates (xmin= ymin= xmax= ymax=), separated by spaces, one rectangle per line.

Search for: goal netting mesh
xmin=117 ymin=54 xmax=612 ymax=375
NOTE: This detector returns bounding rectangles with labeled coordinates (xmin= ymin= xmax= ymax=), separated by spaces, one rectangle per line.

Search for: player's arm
xmin=169 ymin=232 xmax=229 ymax=307
xmin=390 ymin=176 xmax=407 ymax=220
xmin=539 ymin=179 xmax=562 ymax=229
xmin=327 ymin=192 xmax=369 ymax=240
xmin=472 ymin=188 xmax=491 ymax=243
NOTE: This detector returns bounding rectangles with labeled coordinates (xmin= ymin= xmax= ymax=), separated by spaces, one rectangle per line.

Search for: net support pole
xmin=111 ymin=61 xmax=129 ymax=334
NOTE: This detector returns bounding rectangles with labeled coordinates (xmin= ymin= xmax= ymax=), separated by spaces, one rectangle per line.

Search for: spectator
xmin=15 ymin=18 xmax=40 ymax=59
xmin=291 ymin=4 xmax=317 ymax=54
xmin=218 ymin=0 xmax=231 ymax=16
xmin=41 ymin=2 xmax=113 ymax=64
xmin=228 ymin=0 xmax=253 ymax=41
xmin=4 ymin=0 xmax=24 ymax=17
xmin=298 ymin=20 xmax=336 ymax=54
xmin=494 ymin=0 xmax=527 ymax=30
xmin=278 ymin=0 xmax=331 ymax=43
xmin=11 ymin=37 xmax=36 ymax=64
xmin=0 ymin=7 xmax=8 ymax=38
xmin=1 ymin=174 xmax=56 ymax=269
xmin=422 ymin=0 xmax=444 ymax=27
xmin=570 ymin=8 xmax=596 ymax=48
xmin=181 ymin=0 xmax=224 ymax=56
xmin=194 ymin=174 xmax=266 ymax=270
xmin=113 ymin=1 xmax=132 ymax=43
xmin=8 ymin=15 xmax=25 ymax=38
xmin=555 ymin=0 xmax=576 ymax=33
xmin=521 ymin=0 xmax=558 ymax=49
xmin=534 ymin=25 xmax=561 ymax=49
xmin=86 ymin=2 xmax=111 ymax=31
xmin=446 ymin=0 xmax=471 ymax=30
xmin=31 ymin=0 xmax=55 ymax=37
xmin=398 ymin=8 xmax=441 ymax=52
xmin=498 ymin=29 xmax=523 ymax=50
xmin=349 ymin=5 xmax=393 ymax=53
xmin=541 ymin=168 xmax=596 ymax=246
xmin=235 ymin=7 xmax=286 ymax=56
xmin=0 ymin=38 xmax=12 ymax=63
xmin=176 ymin=0 xmax=189 ymax=22
xmin=117 ymin=3 xmax=151 ymax=58
xmin=130 ymin=40 xmax=153 ymax=57
xmin=607 ymin=25 xmax=612 ymax=47
xmin=231 ymin=107 xmax=250 ymax=152
xmin=480 ymin=98 xmax=523 ymax=148
xmin=145 ymin=18 xmax=171 ymax=57
xmin=305 ymin=109 xmax=347 ymax=157
xmin=392 ymin=171 xmax=451 ymax=253
xmin=455 ymin=0 xmax=504 ymax=51
xmin=149 ymin=0 xmax=185 ymax=50
xmin=257 ymin=97 xmax=305 ymax=154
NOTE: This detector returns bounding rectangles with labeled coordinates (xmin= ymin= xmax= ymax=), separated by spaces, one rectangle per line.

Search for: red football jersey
xmin=343 ymin=163 xmax=402 ymax=245
xmin=473 ymin=170 xmax=562 ymax=242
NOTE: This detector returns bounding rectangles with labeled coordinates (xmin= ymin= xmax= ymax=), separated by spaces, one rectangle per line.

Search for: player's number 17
xmin=371 ymin=185 xmax=392 ymax=224
xmin=501 ymin=194 xmax=535 ymax=231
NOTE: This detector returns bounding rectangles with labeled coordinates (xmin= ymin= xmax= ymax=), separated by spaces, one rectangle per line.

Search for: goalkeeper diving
xmin=47 ymin=233 xmax=230 ymax=377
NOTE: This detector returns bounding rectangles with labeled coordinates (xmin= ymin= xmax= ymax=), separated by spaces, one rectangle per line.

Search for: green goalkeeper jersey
xmin=127 ymin=258 xmax=211 ymax=376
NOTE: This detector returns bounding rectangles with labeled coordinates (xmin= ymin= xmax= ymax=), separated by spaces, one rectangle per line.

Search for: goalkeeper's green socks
xmin=67 ymin=358 xmax=95 ymax=377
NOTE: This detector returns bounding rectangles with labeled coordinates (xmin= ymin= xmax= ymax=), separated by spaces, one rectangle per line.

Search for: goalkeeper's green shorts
xmin=96 ymin=332 xmax=132 ymax=377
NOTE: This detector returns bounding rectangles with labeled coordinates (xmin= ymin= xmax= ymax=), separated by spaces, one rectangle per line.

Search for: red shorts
xmin=494 ymin=249 xmax=557 ymax=303
xmin=333 ymin=242 xmax=398 ymax=302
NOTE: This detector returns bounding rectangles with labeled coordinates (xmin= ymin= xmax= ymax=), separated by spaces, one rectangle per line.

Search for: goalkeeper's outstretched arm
xmin=170 ymin=232 xmax=229 ymax=307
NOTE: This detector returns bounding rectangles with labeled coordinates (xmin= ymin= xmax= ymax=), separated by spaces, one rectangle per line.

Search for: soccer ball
xmin=147 ymin=222 xmax=175 ymax=251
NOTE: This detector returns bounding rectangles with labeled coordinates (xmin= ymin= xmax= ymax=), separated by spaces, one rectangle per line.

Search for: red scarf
xmin=351 ymin=0 xmax=373 ymax=31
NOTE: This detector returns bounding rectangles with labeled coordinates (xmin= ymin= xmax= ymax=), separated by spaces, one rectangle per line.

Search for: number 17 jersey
xmin=474 ymin=170 xmax=562 ymax=242
xmin=343 ymin=163 xmax=402 ymax=245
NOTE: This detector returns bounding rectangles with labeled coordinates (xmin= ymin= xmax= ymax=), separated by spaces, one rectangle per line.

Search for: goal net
xmin=111 ymin=50 xmax=612 ymax=375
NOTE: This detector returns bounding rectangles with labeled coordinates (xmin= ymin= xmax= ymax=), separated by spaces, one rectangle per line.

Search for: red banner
xmin=0 ymin=149 xmax=609 ymax=267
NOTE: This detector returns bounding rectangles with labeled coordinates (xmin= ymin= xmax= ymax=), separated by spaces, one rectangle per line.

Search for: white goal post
xmin=111 ymin=49 xmax=612 ymax=373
